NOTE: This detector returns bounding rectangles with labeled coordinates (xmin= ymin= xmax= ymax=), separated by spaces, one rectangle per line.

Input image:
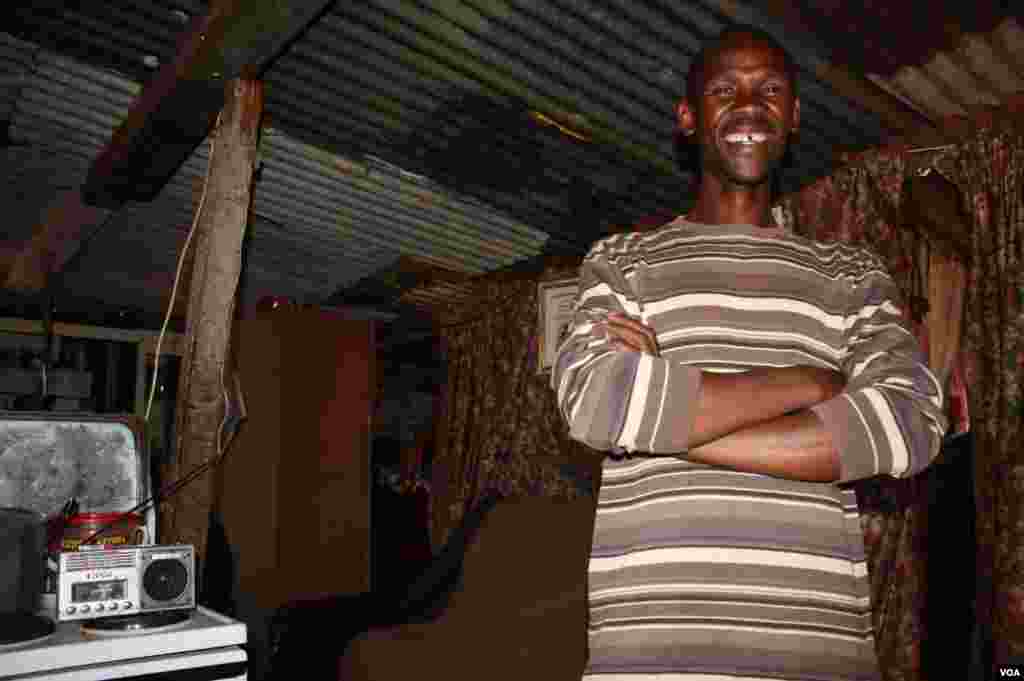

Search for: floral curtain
xmin=776 ymin=150 xmax=935 ymax=680
xmin=943 ymin=128 xmax=1024 ymax=663
xmin=777 ymin=122 xmax=1024 ymax=677
xmin=428 ymin=261 xmax=600 ymax=548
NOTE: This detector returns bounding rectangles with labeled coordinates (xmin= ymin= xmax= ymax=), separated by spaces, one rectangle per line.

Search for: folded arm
xmin=602 ymin=311 xmax=844 ymax=481
xmin=551 ymin=243 xmax=843 ymax=456
xmin=553 ymin=243 xmax=946 ymax=484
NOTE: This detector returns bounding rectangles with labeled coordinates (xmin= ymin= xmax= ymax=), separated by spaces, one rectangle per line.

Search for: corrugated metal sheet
xmin=263 ymin=0 xmax=888 ymax=238
xmin=253 ymin=129 xmax=548 ymax=278
xmin=868 ymin=18 xmax=1024 ymax=120
xmin=3 ymin=1 xmax=203 ymax=84
xmin=0 ymin=32 xmax=35 ymax=124
xmin=4 ymin=2 xmax=894 ymax=246
xmin=2 ymin=2 xmax=1020 ymax=321
xmin=400 ymin=279 xmax=480 ymax=316
xmin=3 ymin=39 xmax=549 ymax=315
xmin=9 ymin=51 xmax=140 ymax=162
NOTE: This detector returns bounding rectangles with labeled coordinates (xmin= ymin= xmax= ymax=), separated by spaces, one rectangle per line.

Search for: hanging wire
xmin=145 ymin=113 xmax=221 ymax=424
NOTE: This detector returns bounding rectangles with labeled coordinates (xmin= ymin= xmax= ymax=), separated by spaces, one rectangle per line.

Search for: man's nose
xmin=733 ymin=88 xmax=766 ymax=111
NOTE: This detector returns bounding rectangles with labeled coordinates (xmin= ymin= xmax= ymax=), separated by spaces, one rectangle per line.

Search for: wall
xmin=216 ymin=307 xmax=374 ymax=678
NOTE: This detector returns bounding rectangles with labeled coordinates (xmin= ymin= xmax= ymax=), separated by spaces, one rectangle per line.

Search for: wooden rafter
xmin=2 ymin=0 xmax=334 ymax=295
xmin=162 ymin=77 xmax=264 ymax=565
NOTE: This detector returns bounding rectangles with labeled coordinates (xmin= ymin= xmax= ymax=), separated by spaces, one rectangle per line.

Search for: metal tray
xmin=0 ymin=412 xmax=148 ymax=519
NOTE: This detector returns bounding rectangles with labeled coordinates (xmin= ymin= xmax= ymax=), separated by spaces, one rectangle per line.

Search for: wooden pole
xmin=161 ymin=78 xmax=263 ymax=569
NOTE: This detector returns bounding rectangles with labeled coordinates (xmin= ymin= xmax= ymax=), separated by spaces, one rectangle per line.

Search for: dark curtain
xmin=777 ymin=122 xmax=1024 ymax=677
xmin=429 ymin=261 xmax=599 ymax=547
xmin=777 ymin=151 xmax=937 ymax=680
xmin=948 ymin=128 xmax=1024 ymax=664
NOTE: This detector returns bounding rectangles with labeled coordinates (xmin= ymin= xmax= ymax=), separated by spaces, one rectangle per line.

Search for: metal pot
xmin=0 ymin=507 xmax=45 ymax=613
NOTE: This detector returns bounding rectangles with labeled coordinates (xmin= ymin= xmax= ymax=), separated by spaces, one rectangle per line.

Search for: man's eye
xmin=708 ymin=85 xmax=734 ymax=96
xmin=764 ymin=83 xmax=783 ymax=95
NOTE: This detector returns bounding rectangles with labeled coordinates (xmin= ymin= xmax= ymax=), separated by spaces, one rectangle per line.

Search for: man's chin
xmin=701 ymin=153 xmax=783 ymax=189
xmin=722 ymin=154 xmax=786 ymax=186
xmin=719 ymin=167 xmax=774 ymax=188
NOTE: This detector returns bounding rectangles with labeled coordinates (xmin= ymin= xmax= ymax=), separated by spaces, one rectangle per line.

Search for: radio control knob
xmin=122 ymin=601 xmax=133 ymax=610
xmin=95 ymin=604 xmax=105 ymax=612
xmin=66 ymin=606 xmax=76 ymax=615
xmin=108 ymin=602 xmax=118 ymax=611
xmin=81 ymin=605 xmax=90 ymax=613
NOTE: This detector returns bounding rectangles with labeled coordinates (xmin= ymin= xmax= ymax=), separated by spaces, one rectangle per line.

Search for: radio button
xmin=108 ymin=603 xmax=118 ymax=611
xmin=66 ymin=606 xmax=76 ymax=615
xmin=96 ymin=604 xmax=105 ymax=612
xmin=122 ymin=602 xmax=133 ymax=610
xmin=81 ymin=605 xmax=90 ymax=613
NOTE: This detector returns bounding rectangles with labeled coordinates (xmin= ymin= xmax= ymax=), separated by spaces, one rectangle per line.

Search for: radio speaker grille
xmin=142 ymin=559 xmax=189 ymax=602
xmin=64 ymin=552 xmax=135 ymax=571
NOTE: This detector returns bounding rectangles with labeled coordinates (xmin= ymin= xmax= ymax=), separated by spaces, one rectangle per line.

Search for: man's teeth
xmin=724 ymin=132 xmax=768 ymax=144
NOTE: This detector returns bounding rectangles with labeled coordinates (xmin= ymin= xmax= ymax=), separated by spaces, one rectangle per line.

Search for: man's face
xmin=680 ymin=34 xmax=800 ymax=188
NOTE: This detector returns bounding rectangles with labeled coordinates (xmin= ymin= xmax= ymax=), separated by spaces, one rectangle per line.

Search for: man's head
xmin=677 ymin=25 xmax=800 ymax=189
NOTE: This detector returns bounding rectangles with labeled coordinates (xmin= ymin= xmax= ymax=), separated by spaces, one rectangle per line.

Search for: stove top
xmin=0 ymin=606 xmax=246 ymax=678
xmin=0 ymin=613 xmax=55 ymax=647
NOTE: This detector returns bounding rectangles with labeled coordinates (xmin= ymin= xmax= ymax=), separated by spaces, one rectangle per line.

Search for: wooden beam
xmin=3 ymin=0 xmax=332 ymax=295
xmin=2 ymin=190 xmax=112 ymax=293
xmin=0 ymin=316 xmax=183 ymax=348
xmin=83 ymin=0 xmax=333 ymax=208
xmin=161 ymin=78 xmax=263 ymax=565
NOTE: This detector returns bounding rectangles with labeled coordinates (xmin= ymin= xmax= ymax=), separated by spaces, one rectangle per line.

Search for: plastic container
xmin=61 ymin=513 xmax=145 ymax=551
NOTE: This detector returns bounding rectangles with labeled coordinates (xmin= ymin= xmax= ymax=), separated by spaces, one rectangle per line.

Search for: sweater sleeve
xmin=811 ymin=252 xmax=947 ymax=483
xmin=550 ymin=236 xmax=702 ymax=454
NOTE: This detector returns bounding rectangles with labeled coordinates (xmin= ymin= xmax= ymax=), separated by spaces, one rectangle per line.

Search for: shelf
xmin=0 ymin=368 xmax=93 ymax=398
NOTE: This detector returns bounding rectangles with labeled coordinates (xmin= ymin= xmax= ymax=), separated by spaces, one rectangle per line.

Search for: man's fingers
xmin=603 ymin=318 xmax=659 ymax=355
xmin=606 ymin=315 xmax=657 ymax=341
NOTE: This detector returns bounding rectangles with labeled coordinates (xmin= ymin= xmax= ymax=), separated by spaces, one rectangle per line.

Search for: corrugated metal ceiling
xmin=870 ymin=18 xmax=1024 ymax=121
xmin=1 ymin=36 xmax=549 ymax=319
xmin=0 ymin=1 xmax=1020 ymax=324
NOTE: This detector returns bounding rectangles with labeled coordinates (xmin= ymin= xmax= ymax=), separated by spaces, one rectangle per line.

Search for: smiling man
xmin=551 ymin=25 xmax=946 ymax=680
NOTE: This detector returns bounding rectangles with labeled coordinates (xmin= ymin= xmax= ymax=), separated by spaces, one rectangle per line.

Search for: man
xmin=550 ymin=25 xmax=946 ymax=680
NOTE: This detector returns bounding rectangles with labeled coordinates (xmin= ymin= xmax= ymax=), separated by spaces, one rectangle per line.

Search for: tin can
xmin=61 ymin=512 xmax=145 ymax=551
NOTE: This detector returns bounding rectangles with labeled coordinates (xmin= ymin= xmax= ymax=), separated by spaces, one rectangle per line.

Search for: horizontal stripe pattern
xmin=551 ymin=218 xmax=946 ymax=479
xmin=585 ymin=458 xmax=879 ymax=680
xmin=549 ymin=220 xmax=947 ymax=680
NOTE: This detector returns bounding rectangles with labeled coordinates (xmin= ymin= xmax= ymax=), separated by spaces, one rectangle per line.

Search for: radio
xmin=57 ymin=544 xmax=195 ymax=622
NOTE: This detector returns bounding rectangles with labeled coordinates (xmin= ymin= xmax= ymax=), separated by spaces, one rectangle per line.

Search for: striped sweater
xmin=551 ymin=218 xmax=946 ymax=680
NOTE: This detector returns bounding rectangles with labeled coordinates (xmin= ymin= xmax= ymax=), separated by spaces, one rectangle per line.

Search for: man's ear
xmin=792 ymin=97 xmax=801 ymax=134
xmin=676 ymin=99 xmax=697 ymax=137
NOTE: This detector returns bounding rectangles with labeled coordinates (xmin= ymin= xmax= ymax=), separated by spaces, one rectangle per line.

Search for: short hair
xmin=684 ymin=24 xmax=799 ymax=109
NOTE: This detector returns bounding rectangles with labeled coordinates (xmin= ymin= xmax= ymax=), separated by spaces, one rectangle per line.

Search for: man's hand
xmin=601 ymin=312 xmax=660 ymax=356
xmin=597 ymin=312 xmax=847 ymax=459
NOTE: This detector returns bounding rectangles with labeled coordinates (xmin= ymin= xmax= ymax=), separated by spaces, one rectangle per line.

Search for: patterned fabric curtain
xmin=777 ymin=123 xmax=1024 ymax=677
xmin=942 ymin=128 xmax=1024 ymax=663
xmin=776 ymin=151 xmax=935 ymax=680
xmin=429 ymin=262 xmax=599 ymax=548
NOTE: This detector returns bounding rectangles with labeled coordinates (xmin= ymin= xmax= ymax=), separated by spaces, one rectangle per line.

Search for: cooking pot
xmin=0 ymin=507 xmax=45 ymax=613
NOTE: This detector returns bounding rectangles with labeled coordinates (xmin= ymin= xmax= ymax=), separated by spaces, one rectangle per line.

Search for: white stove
xmin=0 ymin=606 xmax=247 ymax=680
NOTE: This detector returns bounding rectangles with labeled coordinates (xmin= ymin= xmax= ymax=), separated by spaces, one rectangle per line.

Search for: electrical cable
xmin=145 ymin=114 xmax=220 ymax=424
xmin=83 ymin=111 xmax=247 ymax=549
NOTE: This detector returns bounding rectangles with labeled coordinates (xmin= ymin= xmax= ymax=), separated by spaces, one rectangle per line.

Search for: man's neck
xmin=687 ymin=176 xmax=776 ymax=229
